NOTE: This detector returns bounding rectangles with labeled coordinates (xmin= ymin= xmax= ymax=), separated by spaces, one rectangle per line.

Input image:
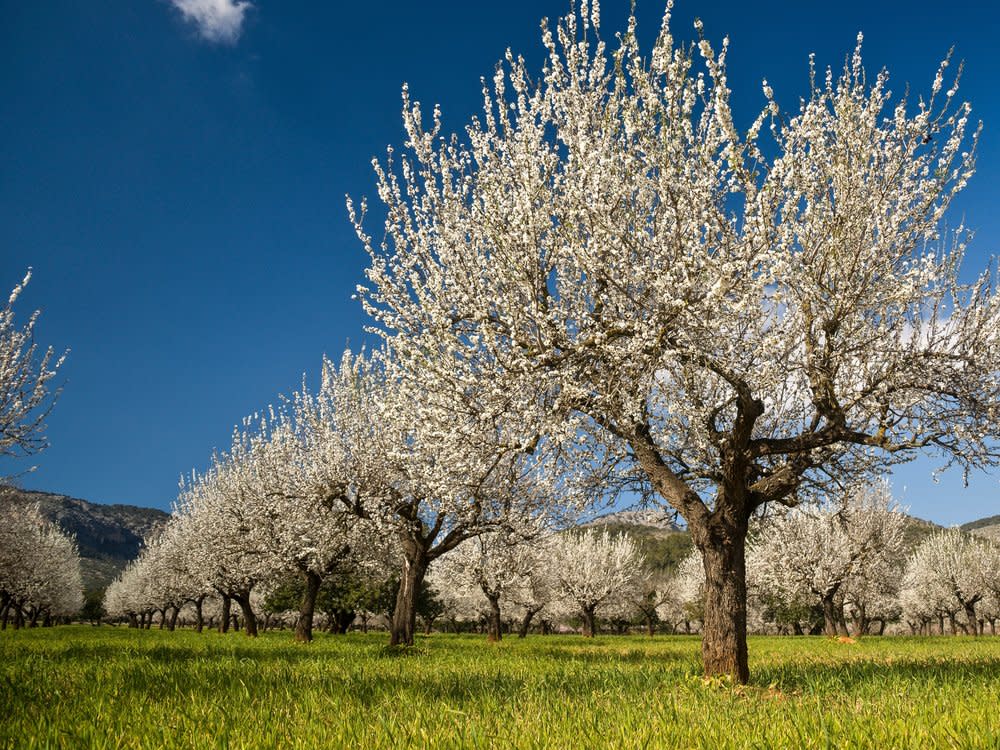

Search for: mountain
xmin=583 ymin=508 xmax=692 ymax=573
xmin=1 ymin=486 xmax=169 ymax=591
xmin=961 ymin=514 xmax=1000 ymax=542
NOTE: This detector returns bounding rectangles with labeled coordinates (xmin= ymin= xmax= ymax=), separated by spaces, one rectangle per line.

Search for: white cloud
xmin=169 ymin=0 xmax=252 ymax=45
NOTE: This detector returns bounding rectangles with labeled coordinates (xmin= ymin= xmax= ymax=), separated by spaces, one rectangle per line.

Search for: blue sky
xmin=2 ymin=0 xmax=998 ymax=523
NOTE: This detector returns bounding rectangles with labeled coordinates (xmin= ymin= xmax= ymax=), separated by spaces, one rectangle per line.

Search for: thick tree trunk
xmin=168 ymin=606 xmax=180 ymax=631
xmin=962 ymin=600 xmax=980 ymax=635
xmin=694 ymin=519 xmax=750 ymax=683
xmin=220 ymin=595 xmax=231 ymax=634
xmin=517 ymin=608 xmax=537 ymax=638
xmin=194 ymin=597 xmax=205 ymax=633
xmin=645 ymin=615 xmax=656 ymax=637
xmin=823 ymin=594 xmax=839 ymax=636
xmin=295 ymin=570 xmax=322 ymax=643
xmin=581 ymin=606 xmax=597 ymax=638
xmin=232 ymin=592 xmax=258 ymax=637
xmin=485 ymin=594 xmax=502 ymax=642
xmin=389 ymin=552 xmax=428 ymax=647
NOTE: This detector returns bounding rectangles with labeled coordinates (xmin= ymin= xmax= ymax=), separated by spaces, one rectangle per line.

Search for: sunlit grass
xmin=2 ymin=627 xmax=999 ymax=748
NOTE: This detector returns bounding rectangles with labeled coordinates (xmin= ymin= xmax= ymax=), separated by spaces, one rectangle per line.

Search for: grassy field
xmin=2 ymin=627 xmax=999 ymax=749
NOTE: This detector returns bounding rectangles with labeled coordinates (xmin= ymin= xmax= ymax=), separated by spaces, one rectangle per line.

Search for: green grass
xmin=2 ymin=627 xmax=999 ymax=749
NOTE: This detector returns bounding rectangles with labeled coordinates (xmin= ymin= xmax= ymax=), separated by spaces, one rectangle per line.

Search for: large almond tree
xmin=353 ymin=1 xmax=1000 ymax=680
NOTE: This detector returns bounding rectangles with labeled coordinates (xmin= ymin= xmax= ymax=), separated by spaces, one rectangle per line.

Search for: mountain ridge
xmin=1 ymin=486 xmax=170 ymax=591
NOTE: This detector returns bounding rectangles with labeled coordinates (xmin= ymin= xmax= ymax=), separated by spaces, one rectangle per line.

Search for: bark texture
xmin=390 ymin=553 xmax=427 ymax=647
xmin=295 ymin=571 xmax=322 ymax=643
xmin=693 ymin=517 xmax=750 ymax=683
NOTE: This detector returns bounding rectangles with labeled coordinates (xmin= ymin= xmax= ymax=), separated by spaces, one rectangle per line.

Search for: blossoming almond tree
xmin=0 ymin=271 xmax=65 ymax=472
xmin=747 ymin=483 xmax=907 ymax=636
xmin=900 ymin=528 xmax=996 ymax=634
xmin=433 ymin=529 xmax=539 ymax=641
xmin=297 ymin=350 xmax=561 ymax=646
xmin=548 ymin=529 xmax=644 ymax=637
xmin=353 ymin=1 xmax=1000 ymax=680
xmin=0 ymin=503 xmax=82 ymax=628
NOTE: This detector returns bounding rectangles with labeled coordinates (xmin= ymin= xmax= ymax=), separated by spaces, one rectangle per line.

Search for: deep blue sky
xmin=2 ymin=0 xmax=998 ymax=523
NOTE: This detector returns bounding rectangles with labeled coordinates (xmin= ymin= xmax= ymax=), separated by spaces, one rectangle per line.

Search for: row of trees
xmin=727 ymin=499 xmax=1000 ymax=638
xmin=0 ymin=502 xmax=83 ymax=628
xmin=103 ymin=349 xmax=573 ymax=643
xmin=432 ymin=490 xmax=1000 ymax=640
xmin=104 ymin=465 xmax=1000 ymax=641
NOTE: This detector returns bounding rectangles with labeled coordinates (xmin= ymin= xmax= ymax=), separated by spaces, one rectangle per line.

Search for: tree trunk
xmin=168 ymin=606 xmax=180 ymax=631
xmin=485 ymin=594 xmax=502 ymax=642
xmin=220 ymin=595 xmax=231 ymax=634
xmin=962 ymin=600 xmax=980 ymax=635
xmin=580 ymin=606 xmax=597 ymax=638
xmin=389 ymin=552 xmax=428 ymax=647
xmin=694 ymin=519 xmax=750 ymax=683
xmin=518 ymin=608 xmax=537 ymax=638
xmin=295 ymin=570 xmax=322 ymax=643
xmin=645 ymin=615 xmax=656 ymax=638
xmin=194 ymin=597 xmax=205 ymax=633
xmin=821 ymin=592 xmax=847 ymax=636
xmin=232 ymin=592 xmax=258 ymax=637
xmin=334 ymin=610 xmax=356 ymax=634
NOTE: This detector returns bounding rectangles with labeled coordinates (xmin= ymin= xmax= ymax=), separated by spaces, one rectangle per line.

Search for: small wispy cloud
xmin=169 ymin=0 xmax=252 ymax=45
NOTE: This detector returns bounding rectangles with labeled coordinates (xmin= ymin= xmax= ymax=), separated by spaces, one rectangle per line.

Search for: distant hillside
xmin=1 ymin=486 xmax=169 ymax=591
xmin=901 ymin=515 xmax=943 ymax=548
xmin=962 ymin=514 xmax=1000 ymax=530
xmin=961 ymin=514 xmax=1000 ymax=542
xmin=583 ymin=508 xmax=692 ymax=573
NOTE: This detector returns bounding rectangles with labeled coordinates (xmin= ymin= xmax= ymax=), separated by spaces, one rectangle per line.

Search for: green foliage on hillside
xmin=591 ymin=521 xmax=693 ymax=573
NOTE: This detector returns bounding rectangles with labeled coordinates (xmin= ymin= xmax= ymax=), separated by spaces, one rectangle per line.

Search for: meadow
xmin=2 ymin=627 xmax=998 ymax=749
